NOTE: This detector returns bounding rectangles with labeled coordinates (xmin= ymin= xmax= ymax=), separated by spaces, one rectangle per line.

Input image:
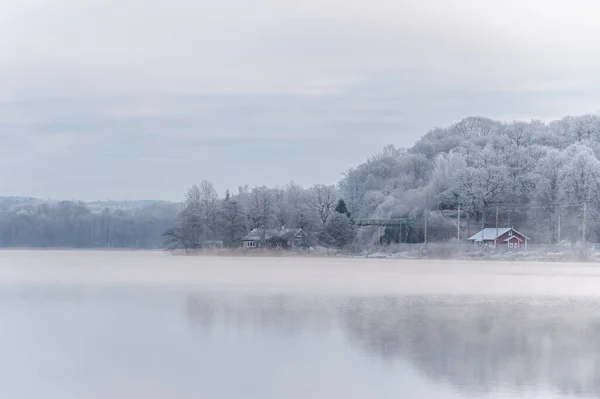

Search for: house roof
xmin=468 ymin=228 xmax=511 ymax=241
xmin=241 ymin=228 xmax=305 ymax=241
xmin=468 ymin=227 xmax=530 ymax=242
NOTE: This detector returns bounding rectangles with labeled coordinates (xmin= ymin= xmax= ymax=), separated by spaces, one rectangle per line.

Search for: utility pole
xmin=481 ymin=209 xmax=485 ymax=231
xmin=466 ymin=212 xmax=470 ymax=240
xmin=457 ymin=205 xmax=461 ymax=245
xmin=583 ymin=201 xmax=587 ymax=248
xmin=495 ymin=205 xmax=499 ymax=247
xmin=424 ymin=212 xmax=428 ymax=246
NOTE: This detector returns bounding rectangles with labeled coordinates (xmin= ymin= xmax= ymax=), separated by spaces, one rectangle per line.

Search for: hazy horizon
xmin=3 ymin=0 xmax=600 ymax=200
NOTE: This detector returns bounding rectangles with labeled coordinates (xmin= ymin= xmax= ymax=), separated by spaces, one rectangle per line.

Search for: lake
xmin=1 ymin=250 xmax=600 ymax=398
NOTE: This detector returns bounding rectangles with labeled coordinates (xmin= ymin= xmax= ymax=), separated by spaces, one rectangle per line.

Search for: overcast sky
xmin=2 ymin=0 xmax=600 ymax=201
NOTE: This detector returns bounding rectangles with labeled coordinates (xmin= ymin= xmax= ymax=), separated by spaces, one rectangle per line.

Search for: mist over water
xmin=1 ymin=251 xmax=599 ymax=398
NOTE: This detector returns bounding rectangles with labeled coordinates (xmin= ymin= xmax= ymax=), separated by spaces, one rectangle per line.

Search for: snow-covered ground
xmin=360 ymin=243 xmax=600 ymax=262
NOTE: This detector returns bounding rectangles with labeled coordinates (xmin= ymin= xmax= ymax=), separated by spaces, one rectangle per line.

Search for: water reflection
xmin=186 ymin=293 xmax=600 ymax=397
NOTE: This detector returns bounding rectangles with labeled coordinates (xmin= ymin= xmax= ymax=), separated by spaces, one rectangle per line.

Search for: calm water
xmin=1 ymin=251 xmax=600 ymax=398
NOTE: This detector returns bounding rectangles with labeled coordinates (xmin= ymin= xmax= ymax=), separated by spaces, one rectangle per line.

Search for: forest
xmin=166 ymin=113 xmax=600 ymax=250
xmin=4 ymin=113 xmax=600 ymax=249
xmin=0 ymin=198 xmax=179 ymax=248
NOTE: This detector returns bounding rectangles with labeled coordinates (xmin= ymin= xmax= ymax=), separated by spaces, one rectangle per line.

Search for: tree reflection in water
xmin=186 ymin=293 xmax=600 ymax=397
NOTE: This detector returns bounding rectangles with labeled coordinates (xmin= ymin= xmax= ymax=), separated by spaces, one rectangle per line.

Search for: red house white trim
xmin=468 ymin=227 xmax=530 ymax=249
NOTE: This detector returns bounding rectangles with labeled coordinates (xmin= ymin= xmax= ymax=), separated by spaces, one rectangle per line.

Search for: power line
xmin=448 ymin=202 xmax=591 ymax=211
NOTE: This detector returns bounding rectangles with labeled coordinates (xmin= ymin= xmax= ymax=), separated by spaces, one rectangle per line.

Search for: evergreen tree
xmin=334 ymin=199 xmax=351 ymax=218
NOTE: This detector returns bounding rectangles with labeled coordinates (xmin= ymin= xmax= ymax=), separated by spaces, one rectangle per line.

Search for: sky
xmin=2 ymin=0 xmax=600 ymax=201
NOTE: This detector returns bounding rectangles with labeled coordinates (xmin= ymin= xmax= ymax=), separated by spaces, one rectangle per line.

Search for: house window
xmin=509 ymin=230 xmax=513 ymax=236
xmin=509 ymin=242 xmax=513 ymax=248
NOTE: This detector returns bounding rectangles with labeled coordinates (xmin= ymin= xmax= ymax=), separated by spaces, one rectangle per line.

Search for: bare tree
xmin=306 ymin=184 xmax=337 ymax=224
xmin=178 ymin=185 xmax=205 ymax=248
xmin=199 ymin=180 xmax=220 ymax=240
xmin=249 ymin=186 xmax=273 ymax=247
xmin=220 ymin=197 xmax=247 ymax=248
xmin=162 ymin=226 xmax=195 ymax=251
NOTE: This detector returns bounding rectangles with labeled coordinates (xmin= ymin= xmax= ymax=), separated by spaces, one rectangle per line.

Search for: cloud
xmin=1 ymin=0 xmax=600 ymax=199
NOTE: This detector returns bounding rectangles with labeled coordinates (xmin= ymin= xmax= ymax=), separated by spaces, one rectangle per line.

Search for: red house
xmin=468 ymin=227 xmax=530 ymax=249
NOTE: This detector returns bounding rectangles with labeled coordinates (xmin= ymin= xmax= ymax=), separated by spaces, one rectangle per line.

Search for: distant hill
xmin=0 ymin=197 xmax=181 ymax=248
xmin=0 ymin=196 xmax=44 ymax=212
xmin=85 ymin=200 xmax=178 ymax=213
xmin=0 ymin=197 xmax=180 ymax=214
xmin=339 ymin=113 xmax=600 ymax=244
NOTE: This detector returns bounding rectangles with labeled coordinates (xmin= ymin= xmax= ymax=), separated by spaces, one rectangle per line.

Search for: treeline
xmin=163 ymin=182 xmax=357 ymax=251
xmin=9 ymin=113 xmax=600 ymax=250
xmin=0 ymin=200 xmax=179 ymax=248
xmin=169 ymin=113 xmax=600 ymax=249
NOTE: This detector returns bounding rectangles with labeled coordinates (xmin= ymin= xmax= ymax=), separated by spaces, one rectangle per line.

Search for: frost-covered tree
xmin=557 ymin=144 xmax=600 ymax=242
xmin=560 ymin=144 xmax=600 ymax=205
xmin=320 ymin=212 xmax=356 ymax=250
xmin=306 ymin=184 xmax=338 ymax=224
xmin=179 ymin=185 xmax=205 ymax=248
xmin=199 ymin=180 xmax=220 ymax=240
xmin=219 ymin=196 xmax=247 ymax=248
xmin=163 ymin=113 xmax=600 ymax=248
xmin=427 ymin=152 xmax=467 ymax=210
xmin=284 ymin=182 xmax=320 ymax=235
xmin=248 ymin=186 xmax=274 ymax=247
xmin=532 ymin=150 xmax=565 ymax=242
xmin=451 ymin=146 xmax=506 ymax=223
xmin=166 ymin=181 xmax=222 ymax=247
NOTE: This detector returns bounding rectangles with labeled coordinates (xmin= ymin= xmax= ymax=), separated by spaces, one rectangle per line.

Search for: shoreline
xmin=0 ymin=246 xmax=599 ymax=263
